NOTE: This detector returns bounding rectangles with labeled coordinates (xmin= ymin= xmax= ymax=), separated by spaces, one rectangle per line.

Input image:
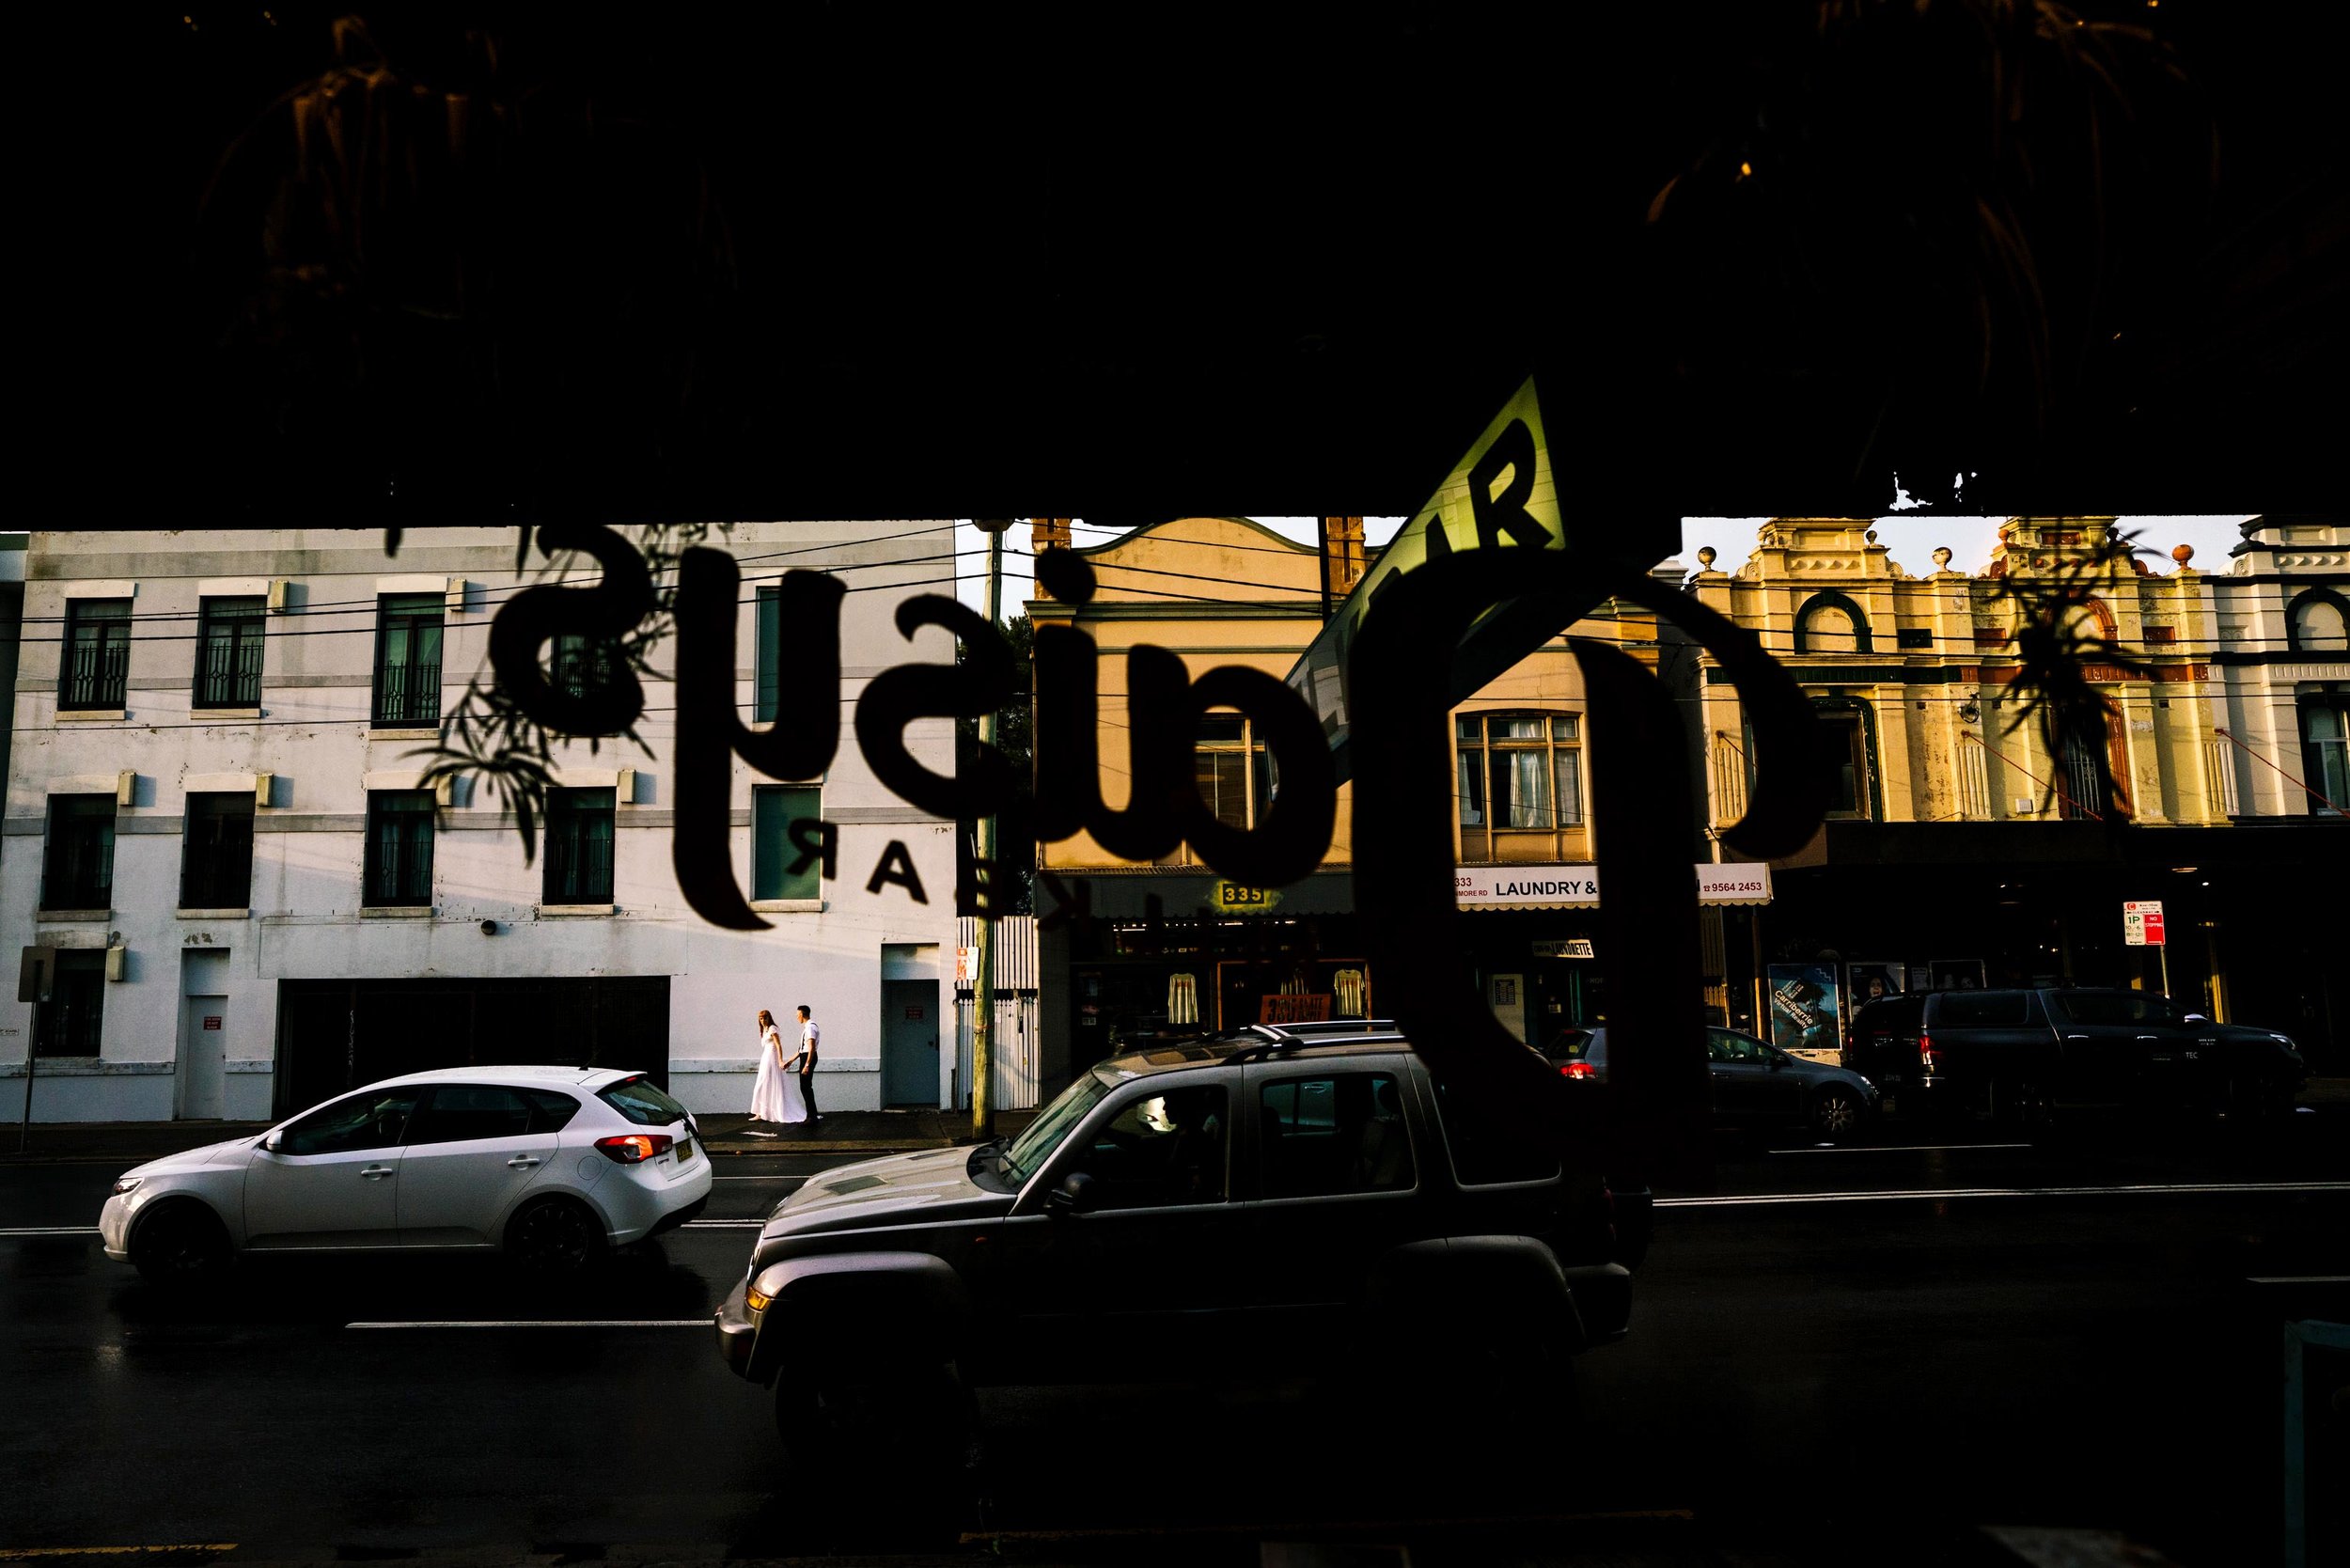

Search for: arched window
xmin=2287 ymin=588 xmax=2349 ymax=653
xmin=1794 ymin=591 xmax=1872 ymax=654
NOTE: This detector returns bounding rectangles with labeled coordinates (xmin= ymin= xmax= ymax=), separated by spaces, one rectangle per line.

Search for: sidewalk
xmin=0 ymin=1106 xmax=1037 ymax=1166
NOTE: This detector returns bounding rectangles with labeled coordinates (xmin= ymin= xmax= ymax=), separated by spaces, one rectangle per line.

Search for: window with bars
xmin=364 ymin=790 xmax=436 ymax=906
xmin=544 ymin=787 xmax=618 ymax=903
xmin=41 ymin=795 xmax=117 ymax=910
xmin=2302 ymin=698 xmax=2348 ymax=816
xmin=193 ymin=596 xmax=266 ymax=708
xmin=1455 ymin=713 xmax=1584 ymax=859
xmin=752 ymin=785 xmax=822 ymax=901
xmin=372 ymin=593 xmax=444 ymax=728
xmin=181 ymin=792 xmax=256 ymax=909
xmin=60 ymin=599 xmax=132 ymax=710
xmin=550 ymin=633 xmax=623 ymax=704
xmin=34 ymin=951 xmax=106 ymax=1058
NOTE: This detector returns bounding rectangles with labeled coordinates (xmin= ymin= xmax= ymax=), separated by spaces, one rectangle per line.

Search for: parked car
xmin=714 ymin=1023 xmax=1638 ymax=1467
xmin=1847 ymin=987 xmax=2308 ymax=1124
xmin=101 ymin=1067 xmax=712 ymax=1284
xmin=1542 ymin=1025 xmax=1880 ymax=1140
xmin=1844 ymin=994 xmax=1935 ymax=1115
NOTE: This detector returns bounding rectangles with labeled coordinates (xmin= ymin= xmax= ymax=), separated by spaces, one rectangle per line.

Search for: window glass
xmin=1552 ymin=714 xmax=1580 ymax=742
xmin=1820 ymin=713 xmax=1869 ymax=817
xmin=544 ymin=787 xmax=617 ymax=903
xmin=597 ymin=1074 xmax=688 ymax=1126
xmin=1456 ymin=748 xmax=1484 ymax=826
xmin=33 ymin=950 xmax=106 ymax=1058
xmin=752 ymin=785 xmax=822 ymax=900
xmin=525 ymin=1089 xmax=584 ymax=1134
xmin=1455 ymin=716 xmax=1481 ymax=742
xmin=1554 ymin=747 xmax=1584 ymax=826
xmin=181 ymin=792 xmax=255 ymax=908
xmin=41 ymin=794 xmax=117 ymax=910
xmin=2302 ymin=700 xmax=2347 ymax=816
xmin=373 ymin=593 xmax=444 ymax=727
xmin=1433 ymin=1076 xmax=1558 ymax=1185
xmin=1493 ymin=716 xmax=1545 ymax=740
xmin=282 ymin=1088 xmax=422 ymax=1156
xmin=1259 ymin=1073 xmax=1414 ymax=1198
xmin=1001 ymin=1071 xmax=1114 ymax=1184
xmin=364 ymin=790 xmax=435 ymax=906
xmin=406 ymin=1085 xmax=536 ymax=1144
xmin=755 ymin=587 xmax=782 ymax=722
xmin=1061 ymin=1085 xmax=1228 ymax=1208
xmin=61 ymin=599 xmax=132 ymax=710
xmin=194 ymin=596 xmax=265 ymax=709
xmin=1934 ymin=992 xmax=2030 ymax=1027
xmin=1708 ymin=1028 xmax=1767 ymax=1063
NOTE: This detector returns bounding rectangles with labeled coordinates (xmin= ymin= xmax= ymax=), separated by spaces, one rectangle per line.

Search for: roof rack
xmin=1221 ymin=1021 xmax=1404 ymax=1065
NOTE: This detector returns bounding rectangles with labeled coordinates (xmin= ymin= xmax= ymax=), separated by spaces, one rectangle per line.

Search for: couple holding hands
xmin=751 ymin=1005 xmax=822 ymax=1125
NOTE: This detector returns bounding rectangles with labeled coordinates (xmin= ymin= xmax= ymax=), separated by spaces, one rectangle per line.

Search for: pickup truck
xmin=1845 ymin=987 xmax=2307 ymax=1122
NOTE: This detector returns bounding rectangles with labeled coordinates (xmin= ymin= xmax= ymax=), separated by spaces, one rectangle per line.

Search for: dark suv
xmin=714 ymin=1023 xmax=1641 ymax=1463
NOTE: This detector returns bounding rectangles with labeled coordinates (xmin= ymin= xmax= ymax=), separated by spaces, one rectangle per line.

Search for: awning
xmin=1455 ymin=862 xmax=1774 ymax=910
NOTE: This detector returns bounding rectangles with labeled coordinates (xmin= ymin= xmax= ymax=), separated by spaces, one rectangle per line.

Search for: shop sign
xmin=1260 ymin=994 xmax=1334 ymax=1024
xmin=2123 ymin=901 xmax=2166 ymax=947
xmin=1454 ymin=863 xmax=1773 ymax=909
xmin=1212 ymin=882 xmax=1284 ymax=914
xmin=1532 ymin=939 xmax=1595 ymax=959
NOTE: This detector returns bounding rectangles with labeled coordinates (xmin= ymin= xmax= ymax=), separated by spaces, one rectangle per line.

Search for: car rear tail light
xmin=1919 ymin=1033 xmax=1939 ymax=1074
xmin=1561 ymin=1060 xmax=1597 ymax=1080
xmin=595 ymin=1133 xmax=675 ymax=1164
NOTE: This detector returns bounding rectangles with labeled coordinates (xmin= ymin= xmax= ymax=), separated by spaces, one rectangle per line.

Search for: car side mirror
xmin=262 ymin=1131 xmax=285 ymax=1153
xmin=1045 ymin=1171 xmax=1097 ymax=1217
xmin=1765 ymin=1054 xmax=1785 ymax=1070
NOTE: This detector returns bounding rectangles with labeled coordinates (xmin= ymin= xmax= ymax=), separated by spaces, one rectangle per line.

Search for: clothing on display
xmin=1167 ymin=972 xmax=1199 ymax=1026
xmin=1333 ymin=967 xmax=1367 ymax=1018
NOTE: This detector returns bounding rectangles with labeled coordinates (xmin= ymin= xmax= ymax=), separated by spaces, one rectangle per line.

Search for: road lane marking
xmin=348 ymin=1319 xmax=709 ymax=1329
xmin=682 ymin=1218 xmax=764 ymax=1229
xmin=0 ymin=1550 xmax=237 ymax=1560
xmin=1659 ymin=1181 xmax=2350 ymax=1207
xmin=1768 ymin=1143 xmax=2033 ymax=1154
xmin=0 ymin=1227 xmax=100 ymax=1237
xmin=2248 ymin=1276 xmax=2350 ymax=1284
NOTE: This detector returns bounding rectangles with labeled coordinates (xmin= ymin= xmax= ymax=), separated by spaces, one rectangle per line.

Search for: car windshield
xmin=1000 ymin=1071 xmax=1115 ymax=1184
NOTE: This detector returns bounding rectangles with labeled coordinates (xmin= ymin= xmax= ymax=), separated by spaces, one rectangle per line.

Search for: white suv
xmin=100 ymin=1066 xmax=713 ymax=1283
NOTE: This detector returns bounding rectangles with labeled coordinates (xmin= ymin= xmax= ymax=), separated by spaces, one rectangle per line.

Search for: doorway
xmin=882 ymin=980 xmax=939 ymax=1106
xmin=177 ymin=949 xmax=231 ymax=1121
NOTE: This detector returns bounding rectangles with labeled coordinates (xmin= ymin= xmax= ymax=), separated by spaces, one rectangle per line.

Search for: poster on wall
xmin=1845 ymin=962 xmax=1905 ymax=1011
xmin=1928 ymin=959 xmax=1986 ymax=992
xmin=1766 ymin=964 xmax=1842 ymax=1063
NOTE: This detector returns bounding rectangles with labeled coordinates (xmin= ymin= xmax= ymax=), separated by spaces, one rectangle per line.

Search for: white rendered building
xmin=2 ymin=526 xmax=961 ymax=1122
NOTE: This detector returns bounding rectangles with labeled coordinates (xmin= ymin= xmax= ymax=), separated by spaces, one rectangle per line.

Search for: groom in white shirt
xmin=796 ymin=1004 xmax=822 ymax=1122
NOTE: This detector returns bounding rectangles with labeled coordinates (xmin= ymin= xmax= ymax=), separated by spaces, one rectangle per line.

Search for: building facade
xmin=1685 ymin=515 xmax=2348 ymax=1071
xmin=4 ymin=527 xmax=961 ymax=1122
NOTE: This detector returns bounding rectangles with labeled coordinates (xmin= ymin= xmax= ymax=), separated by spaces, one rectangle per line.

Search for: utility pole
xmin=969 ymin=520 xmax=1012 ymax=1141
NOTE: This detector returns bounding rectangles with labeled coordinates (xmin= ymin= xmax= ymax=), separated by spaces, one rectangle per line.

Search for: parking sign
xmin=2123 ymin=901 xmax=2166 ymax=947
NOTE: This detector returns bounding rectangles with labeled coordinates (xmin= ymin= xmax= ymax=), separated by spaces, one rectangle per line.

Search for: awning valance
xmin=1455 ymin=862 xmax=1773 ymax=909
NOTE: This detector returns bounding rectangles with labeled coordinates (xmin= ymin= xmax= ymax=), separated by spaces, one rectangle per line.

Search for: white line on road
xmin=1658 ymin=1181 xmax=2350 ymax=1207
xmin=2247 ymin=1275 xmax=2350 ymax=1284
xmin=682 ymin=1218 xmax=765 ymax=1229
xmin=1768 ymin=1143 xmax=2033 ymax=1155
xmin=712 ymin=1175 xmax=801 ymax=1182
xmin=348 ymin=1320 xmax=708 ymax=1329
xmin=0 ymin=1227 xmax=100 ymax=1237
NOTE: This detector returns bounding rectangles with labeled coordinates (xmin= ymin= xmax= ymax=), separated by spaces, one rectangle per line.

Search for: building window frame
xmin=2285 ymin=587 xmax=2350 ymax=654
xmin=755 ymin=587 xmax=782 ymax=723
xmin=1454 ymin=711 xmax=1586 ymax=863
xmin=752 ymin=784 xmax=822 ymax=902
xmin=180 ymin=792 xmax=257 ymax=909
xmin=40 ymin=794 xmax=117 ymax=911
xmin=2299 ymin=695 xmax=2348 ymax=816
xmin=193 ymin=595 xmax=267 ymax=709
xmin=1810 ymin=696 xmax=1880 ymax=822
xmin=59 ymin=599 xmax=133 ymax=711
xmin=1793 ymin=590 xmax=1873 ymax=655
xmin=543 ymin=787 xmax=618 ymax=903
xmin=371 ymin=593 xmax=445 ymax=729
xmin=364 ymin=789 xmax=436 ymax=907
xmin=33 ymin=950 xmax=106 ymax=1058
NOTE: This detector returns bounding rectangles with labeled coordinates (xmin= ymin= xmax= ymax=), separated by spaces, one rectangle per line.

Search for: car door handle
xmin=507 ymin=1155 xmax=542 ymax=1169
xmin=359 ymin=1166 xmax=395 ymax=1181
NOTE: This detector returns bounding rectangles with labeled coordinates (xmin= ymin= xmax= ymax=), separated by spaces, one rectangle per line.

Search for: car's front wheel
xmin=506 ymin=1197 xmax=603 ymax=1275
xmin=1810 ymin=1086 xmax=1864 ymax=1141
xmin=131 ymin=1200 xmax=232 ymax=1286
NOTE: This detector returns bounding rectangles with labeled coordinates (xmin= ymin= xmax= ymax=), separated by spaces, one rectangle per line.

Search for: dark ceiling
xmin=33 ymin=2 xmax=2348 ymax=527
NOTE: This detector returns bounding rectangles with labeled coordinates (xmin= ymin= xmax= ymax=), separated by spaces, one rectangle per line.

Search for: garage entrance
xmin=274 ymin=976 xmax=671 ymax=1117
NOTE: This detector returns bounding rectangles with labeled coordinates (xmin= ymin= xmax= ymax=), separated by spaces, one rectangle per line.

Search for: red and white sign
xmin=2123 ymin=901 xmax=2167 ymax=947
xmin=202 ymin=1016 xmax=223 ymax=1031
xmin=1454 ymin=862 xmax=1773 ymax=910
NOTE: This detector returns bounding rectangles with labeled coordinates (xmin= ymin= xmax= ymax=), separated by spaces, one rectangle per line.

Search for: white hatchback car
xmin=100 ymin=1066 xmax=713 ymax=1283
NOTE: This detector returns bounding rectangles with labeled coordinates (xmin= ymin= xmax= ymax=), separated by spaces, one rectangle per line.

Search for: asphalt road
xmin=4 ymin=1115 xmax=2345 ymax=1566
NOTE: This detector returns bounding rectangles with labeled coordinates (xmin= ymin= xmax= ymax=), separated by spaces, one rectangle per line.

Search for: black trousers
xmin=798 ymin=1069 xmax=819 ymax=1119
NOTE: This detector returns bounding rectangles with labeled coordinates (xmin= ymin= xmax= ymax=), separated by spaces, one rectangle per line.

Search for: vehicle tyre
xmin=1810 ymin=1087 xmax=1864 ymax=1141
xmin=132 ymin=1200 xmax=233 ymax=1286
xmin=506 ymin=1197 xmax=603 ymax=1275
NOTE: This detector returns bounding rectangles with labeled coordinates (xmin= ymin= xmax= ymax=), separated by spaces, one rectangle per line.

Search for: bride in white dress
xmin=750 ymin=1010 xmax=809 ymax=1124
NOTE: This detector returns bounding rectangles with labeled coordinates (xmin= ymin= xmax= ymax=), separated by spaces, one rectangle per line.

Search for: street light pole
xmin=970 ymin=521 xmax=1010 ymax=1141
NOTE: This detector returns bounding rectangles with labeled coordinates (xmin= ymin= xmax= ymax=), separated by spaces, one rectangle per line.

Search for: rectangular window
xmin=2301 ymin=700 xmax=2347 ymax=817
xmin=1257 ymin=1073 xmax=1413 ymax=1199
xmin=1191 ymin=714 xmax=1268 ymax=835
xmin=193 ymin=596 xmax=266 ymax=709
xmin=364 ymin=790 xmax=436 ymax=906
xmin=756 ymin=587 xmax=781 ymax=723
xmin=33 ymin=950 xmax=106 ymax=1058
xmin=40 ymin=794 xmax=116 ymax=910
xmin=1456 ymin=716 xmax=1485 ymax=826
xmin=180 ymin=792 xmax=256 ymax=909
xmin=60 ymin=599 xmax=132 ymax=710
xmin=752 ymin=785 xmax=822 ymax=901
xmin=371 ymin=593 xmax=444 ymax=728
xmin=550 ymin=634 xmax=621 ymax=704
xmin=1819 ymin=713 xmax=1872 ymax=819
xmin=543 ymin=787 xmax=617 ymax=903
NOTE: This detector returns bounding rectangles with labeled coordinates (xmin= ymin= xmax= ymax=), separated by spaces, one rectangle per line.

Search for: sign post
xmin=2123 ymin=901 xmax=2170 ymax=997
xmin=18 ymin=946 xmax=56 ymax=1154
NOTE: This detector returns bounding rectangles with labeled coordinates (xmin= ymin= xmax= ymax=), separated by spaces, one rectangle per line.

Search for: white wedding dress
xmin=751 ymin=1027 xmax=809 ymax=1123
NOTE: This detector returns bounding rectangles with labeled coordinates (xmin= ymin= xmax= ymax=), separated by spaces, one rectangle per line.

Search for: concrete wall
xmin=2 ymin=526 xmax=959 ymax=1121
